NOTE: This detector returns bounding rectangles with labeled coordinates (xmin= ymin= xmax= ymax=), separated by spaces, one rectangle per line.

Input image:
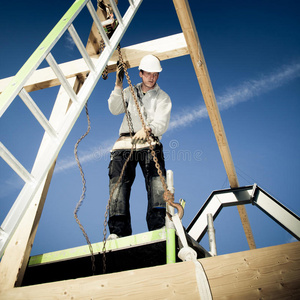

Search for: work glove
xmin=116 ymin=60 xmax=125 ymax=87
xmin=132 ymin=128 xmax=151 ymax=144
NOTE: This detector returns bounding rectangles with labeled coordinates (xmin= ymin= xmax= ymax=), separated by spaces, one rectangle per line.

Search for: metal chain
xmin=117 ymin=49 xmax=178 ymax=208
xmin=119 ymin=50 xmax=184 ymax=218
xmin=74 ymin=101 xmax=96 ymax=275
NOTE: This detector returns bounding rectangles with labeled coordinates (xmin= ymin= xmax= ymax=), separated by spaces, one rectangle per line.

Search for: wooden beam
xmin=0 ymin=33 xmax=188 ymax=94
xmin=0 ymin=58 xmax=93 ymax=94
xmin=0 ymin=242 xmax=299 ymax=299
xmin=172 ymin=0 xmax=256 ymax=250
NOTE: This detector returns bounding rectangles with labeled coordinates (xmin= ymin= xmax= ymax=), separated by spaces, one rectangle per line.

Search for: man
xmin=107 ymin=54 xmax=172 ymax=238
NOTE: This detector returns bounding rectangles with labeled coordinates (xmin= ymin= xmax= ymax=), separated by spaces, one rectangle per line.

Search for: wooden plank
xmin=0 ymin=242 xmax=299 ymax=299
xmin=0 ymin=261 xmax=201 ymax=299
xmin=0 ymin=33 xmax=188 ymax=94
xmin=201 ymin=242 xmax=300 ymax=299
xmin=0 ymin=58 xmax=93 ymax=94
xmin=172 ymin=0 xmax=256 ymax=250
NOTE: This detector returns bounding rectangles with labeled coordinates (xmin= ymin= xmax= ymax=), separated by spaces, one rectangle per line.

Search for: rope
xmin=73 ymin=101 xmax=96 ymax=275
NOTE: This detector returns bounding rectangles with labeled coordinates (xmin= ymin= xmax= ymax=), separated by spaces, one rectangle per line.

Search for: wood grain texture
xmin=1 ymin=242 xmax=299 ymax=300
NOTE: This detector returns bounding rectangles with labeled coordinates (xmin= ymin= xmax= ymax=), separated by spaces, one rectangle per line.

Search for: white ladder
xmin=0 ymin=0 xmax=143 ymax=257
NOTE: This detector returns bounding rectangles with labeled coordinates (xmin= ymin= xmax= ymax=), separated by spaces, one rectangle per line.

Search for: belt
xmin=120 ymin=132 xmax=160 ymax=143
xmin=120 ymin=132 xmax=135 ymax=137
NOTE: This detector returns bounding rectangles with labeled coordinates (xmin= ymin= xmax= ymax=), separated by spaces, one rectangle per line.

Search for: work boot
xmin=107 ymin=233 xmax=119 ymax=240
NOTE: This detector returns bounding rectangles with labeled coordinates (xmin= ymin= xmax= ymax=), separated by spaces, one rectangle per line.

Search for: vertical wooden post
xmin=172 ymin=0 xmax=256 ymax=249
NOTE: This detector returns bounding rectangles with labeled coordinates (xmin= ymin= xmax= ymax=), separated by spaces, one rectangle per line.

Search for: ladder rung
xmin=68 ymin=24 xmax=96 ymax=72
xmin=19 ymin=89 xmax=58 ymax=139
xmin=45 ymin=53 xmax=78 ymax=103
xmin=0 ymin=142 xmax=34 ymax=184
xmin=86 ymin=1 xmax=111 ymax=47
xmin=109 ymin=0 xmax=123 ymax=26
xmin=0 ymin=227 xmax=8 ymax=240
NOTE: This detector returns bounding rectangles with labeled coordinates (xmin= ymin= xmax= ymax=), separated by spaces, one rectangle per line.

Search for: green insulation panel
xmin=28 ymin=229 xmax=166 ymax=267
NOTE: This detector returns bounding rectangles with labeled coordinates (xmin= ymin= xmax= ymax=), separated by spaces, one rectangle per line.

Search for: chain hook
xmin=164 ymin=190 xmax=184 ymax=220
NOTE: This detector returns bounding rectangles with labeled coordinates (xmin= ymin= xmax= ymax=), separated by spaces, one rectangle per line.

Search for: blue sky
xmin=0 ymin=0 xmax=300 ymax=258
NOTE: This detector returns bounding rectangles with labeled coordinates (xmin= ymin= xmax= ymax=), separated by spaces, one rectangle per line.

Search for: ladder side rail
xmin=0 ymin=142 xmax=34 ymax=184
xmin=45 ymin=53 xmax=79 ymax=103
xmin=0 ymin=0 xmax=143 ymax=258
xmin=67 ymin=24 xmax=96 ymax=72
xmin=254 ymin=187 xmax=300 ymax=240
xmin=0 ymin=0 xmax=89 ymax=117
xmin=86 ymin=1 xmax=111 ymax=47
xmin=19 ymin=89 xmax=58 ymax=139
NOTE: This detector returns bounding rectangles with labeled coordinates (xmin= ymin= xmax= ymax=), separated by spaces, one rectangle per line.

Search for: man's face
xmin=139 ymin=71 xmax=159 ymax=91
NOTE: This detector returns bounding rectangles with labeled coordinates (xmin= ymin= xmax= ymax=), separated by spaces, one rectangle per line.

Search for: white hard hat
xmin=139 ymin=55 xmax=162 ymax=72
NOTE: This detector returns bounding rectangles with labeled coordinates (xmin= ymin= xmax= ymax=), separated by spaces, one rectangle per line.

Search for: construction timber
xmin=0 ymin=242 xmax=299 ymax=299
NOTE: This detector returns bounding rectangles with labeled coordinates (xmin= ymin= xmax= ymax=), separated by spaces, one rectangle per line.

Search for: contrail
xmin=168 ymin=61 xmax=300 ymax=130
xmin=55 ymin=143 xmax=113 ymax=173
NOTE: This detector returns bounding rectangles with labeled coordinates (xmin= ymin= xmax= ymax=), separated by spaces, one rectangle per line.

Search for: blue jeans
xmin=108 ymin=144 xmax=166 ymax=236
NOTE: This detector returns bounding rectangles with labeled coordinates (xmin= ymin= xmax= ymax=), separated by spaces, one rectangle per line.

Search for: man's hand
xmin=132 ymin=128 xmax=151 ymax=144
xmin=116 ymin=61 xmax=125 ymax=88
